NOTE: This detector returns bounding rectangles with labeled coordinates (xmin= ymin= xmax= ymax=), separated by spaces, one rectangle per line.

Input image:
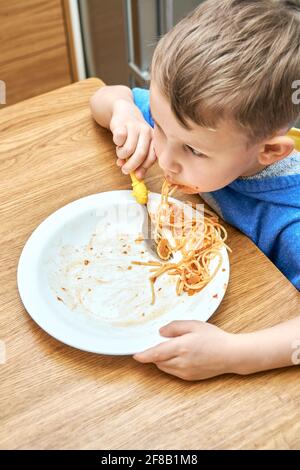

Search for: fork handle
xmin=129 ymin=171 xmax=149 ymax=204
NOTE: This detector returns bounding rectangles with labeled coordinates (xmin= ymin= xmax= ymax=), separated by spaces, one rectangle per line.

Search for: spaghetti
xmin=132 ymin=180 xmax=231 ymax=304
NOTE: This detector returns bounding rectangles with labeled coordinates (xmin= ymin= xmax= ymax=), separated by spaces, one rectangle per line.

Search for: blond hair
xmin=151 ymin=0 xmax=300 ymax=142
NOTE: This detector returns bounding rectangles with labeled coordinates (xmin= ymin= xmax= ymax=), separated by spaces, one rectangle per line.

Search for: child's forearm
xmin=231 ymin=315 xmax=300 ymax=375
xmin=90 ymin=85 xmax=135 ymax=129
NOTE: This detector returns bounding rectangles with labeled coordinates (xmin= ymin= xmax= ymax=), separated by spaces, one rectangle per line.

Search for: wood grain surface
xmin=0 ymin=78 xmax=299 ymax=450
xmin=0 ymin=0 xmax=72 ymax=105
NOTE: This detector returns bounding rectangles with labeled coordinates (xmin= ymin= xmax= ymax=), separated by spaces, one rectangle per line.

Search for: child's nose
xmin=158 ymin=149 xmax=181 ymax=174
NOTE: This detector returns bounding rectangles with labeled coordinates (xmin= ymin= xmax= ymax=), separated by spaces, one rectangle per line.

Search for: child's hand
xmin=110 ymin=99 xmax=156 ymax=180
xmin=133 ymin=321 xmax=237 ymax=381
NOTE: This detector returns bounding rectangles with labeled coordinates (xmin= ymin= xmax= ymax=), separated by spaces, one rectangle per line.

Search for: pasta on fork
xmin=132 ymin=180 xmax=231 ymax=305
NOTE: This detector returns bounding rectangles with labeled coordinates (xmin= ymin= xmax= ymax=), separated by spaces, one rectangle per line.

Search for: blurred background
xmin=1 ymin=0 xmax=299 ymax=130
xmin=0 ymin=0 xmax=203 ymax=107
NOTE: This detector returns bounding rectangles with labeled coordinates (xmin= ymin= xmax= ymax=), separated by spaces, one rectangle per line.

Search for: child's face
xmin=150 ymin=81 xmax=264 ymax=193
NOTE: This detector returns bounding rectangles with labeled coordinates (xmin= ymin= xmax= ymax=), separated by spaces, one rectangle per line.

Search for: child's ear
xmin=258 ymin=136 xmax=295 ymax=165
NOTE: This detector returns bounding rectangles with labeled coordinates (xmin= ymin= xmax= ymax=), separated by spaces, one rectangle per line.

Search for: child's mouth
xmin=165 ymin=175 xmax=200 ymax=194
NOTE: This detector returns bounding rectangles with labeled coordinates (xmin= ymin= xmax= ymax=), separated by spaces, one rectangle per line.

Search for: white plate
xmin=17 ymin=191 xmax=230 ymax=355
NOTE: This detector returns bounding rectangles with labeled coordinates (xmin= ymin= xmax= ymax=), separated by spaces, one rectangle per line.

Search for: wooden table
xmin=0 ymin=78 xmax=299 ymax=450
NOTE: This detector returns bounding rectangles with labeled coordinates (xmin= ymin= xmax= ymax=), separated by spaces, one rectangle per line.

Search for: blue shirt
xmin=132 ymin=87 xmax=300 ymax=291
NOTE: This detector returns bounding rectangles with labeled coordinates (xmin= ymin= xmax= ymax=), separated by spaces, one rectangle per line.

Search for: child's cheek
xmin=152 ymin=136 xmax=164 ymax=162
xmin=153 ymin=129 xmax=161 ymax=148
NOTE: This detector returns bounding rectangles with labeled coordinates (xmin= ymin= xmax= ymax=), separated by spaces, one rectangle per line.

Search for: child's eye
xmin=186 ymin=145 xmax=205 ymax=157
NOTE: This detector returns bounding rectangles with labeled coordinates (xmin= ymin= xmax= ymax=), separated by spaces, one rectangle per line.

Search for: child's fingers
xmin=155 ymin=359 xmax=190 ymax=380
xmin=159 ymin=320 xmax=199 ymax=337
xmin=133 ymin=340 xmax=179 ymax=363
xmin=116 ymin=158 xmax=125 ymax=167
xmin=155 ymin=357 xmax=181 ymax=374
xmin=115 ymin=126 xmax=139 ymax=161
xmin=134 ymin=140 xmax=157 ymax=179
xmin=134 ymin=167 xmax=146 ymax=180
xmin=121 ymin=131 xmax=152 ymax=174
xmin=112 ymin=126 xmax=127 ymax=147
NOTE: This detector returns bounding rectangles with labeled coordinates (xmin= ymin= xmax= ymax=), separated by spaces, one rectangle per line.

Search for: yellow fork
xmin=129 ymin=171 xmax=149 ymax=204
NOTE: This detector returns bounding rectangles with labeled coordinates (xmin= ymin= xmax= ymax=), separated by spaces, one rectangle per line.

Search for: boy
xmin=90 ymin=0 xmax=300 ymax=380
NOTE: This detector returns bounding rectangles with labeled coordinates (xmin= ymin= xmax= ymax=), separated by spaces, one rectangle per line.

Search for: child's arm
xmin=90 ymin=86 xmax=156 ymax=179
xmin=232 ymin=315 xmax=300 ymax=374
xmin=90 ymin=85 xmax=139 ymax=129
xmin=133 ymin=316 xmax=300 ymax=381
